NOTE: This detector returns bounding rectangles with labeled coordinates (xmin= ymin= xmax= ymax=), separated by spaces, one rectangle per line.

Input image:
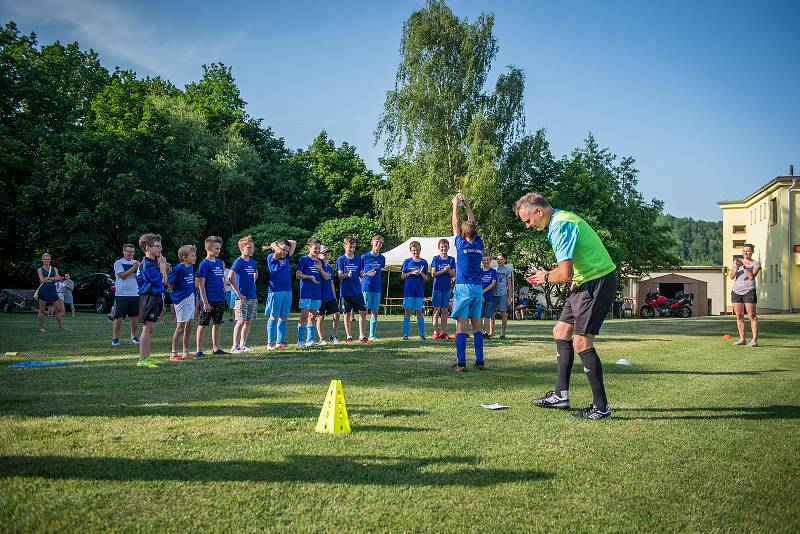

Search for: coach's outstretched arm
xmin=451 ymin=194 xmax=461 ymax=236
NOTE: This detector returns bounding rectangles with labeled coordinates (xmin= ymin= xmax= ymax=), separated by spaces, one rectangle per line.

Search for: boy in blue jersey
xmin=196 ymin=236 xmax=229 ymax=358
xmin=480 ymin=253 xmax=497 ymax=337
xmin=450 ymin=193 xmax=486 ymax=371
xmin=135 ymin=233 xmax=168 ymax=368
xmin=316 ymin=245 xmax=340 ymax=345
xmin=265 ymin=238 xmax=297 ymax=350
xmin=295 ymin=238 xmax=329 ymax=348
xmin=401 ymin=241 xmax=429 ymax=340
xmin=361 ymin=235 xmax=385 ymax=341
xmin=430 ymin=238 xmax=456 ymax=340
xmin=229 ymin=235 xmax=259 ymax=354
xmin=337 ymin=236 xmax=368 ymax=343
xmin=168 ymin=245 xmax=197 ymax=361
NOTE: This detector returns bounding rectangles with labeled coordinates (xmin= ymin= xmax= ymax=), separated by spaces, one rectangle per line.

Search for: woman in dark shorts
xmin=730 ymin=244 xmax=760 ymax=347
xmin=36 ymin=253 xmax=66 ymax=332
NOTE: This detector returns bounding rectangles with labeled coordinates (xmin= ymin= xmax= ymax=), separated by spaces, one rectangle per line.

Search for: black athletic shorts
xmin=559 ymin=271 xmax=617 ymax=335
xmin=138 ymin=294 xmax=164 ymax=324
xmin=340 ymin=294 xmax=366 ymax=313
xmin=114 ymin=296 xmax=140 ymax=318
xmin=318 ymin=299 xmax=339 ymax=317
xmin=731 ymin=290 xmax=757 ymax=304
xmin=198 ymin=301 xmax=226 ymax=326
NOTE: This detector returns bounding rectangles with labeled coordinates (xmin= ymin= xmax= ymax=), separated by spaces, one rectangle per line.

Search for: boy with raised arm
xmin=430 ymin=238 xmax=456 ymax=340
xmin=400 ymin=241 xmax=429 ymax=340
xmin=361 ymin=235 xmax=386 ymax=341
xmin=295 ymin=238 xmax=328 ymax=348
xmin=450 ymin=193 xmax=486 ymax=371
xmin=265 ymin=238 xmax=297 ymax=350
xmin=135 ymin=233 xmax=168 ymax=368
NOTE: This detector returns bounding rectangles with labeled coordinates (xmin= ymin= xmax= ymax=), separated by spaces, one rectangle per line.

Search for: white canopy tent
xmin=380 ymin=237 xmax=514 ymax=310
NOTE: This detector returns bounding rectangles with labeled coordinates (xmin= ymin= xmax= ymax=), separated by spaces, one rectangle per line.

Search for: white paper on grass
xmin=480 ymin=403 xmax=510 ymax=410
xmin=615 ymin=358 xmax=632 ymax=366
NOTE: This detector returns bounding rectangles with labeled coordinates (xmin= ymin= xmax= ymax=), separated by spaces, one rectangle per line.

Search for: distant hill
xmin=658 ymin=215 xmax=722 ymax=266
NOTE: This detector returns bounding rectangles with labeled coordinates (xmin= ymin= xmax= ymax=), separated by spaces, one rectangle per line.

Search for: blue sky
xmin=2 ymin=0 xmax=798 ymax=220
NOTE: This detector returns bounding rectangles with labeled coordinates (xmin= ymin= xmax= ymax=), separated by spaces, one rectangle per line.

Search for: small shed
xmin=637 ymin=273 xmax=708 ymax=317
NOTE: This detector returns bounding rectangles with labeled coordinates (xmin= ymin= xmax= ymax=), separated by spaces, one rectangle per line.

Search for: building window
xmin=733 ymin=225 xmax=746 ymax=233
xmin=770 ymin=198 xmax=777 ymax=225
xmin=733 ymin=240 xmax=746 ymax=248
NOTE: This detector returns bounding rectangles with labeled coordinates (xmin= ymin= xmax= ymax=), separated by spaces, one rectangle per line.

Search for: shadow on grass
xmin=616 ymin=405 xmax=800 ymax=420
xmin=0 ymin=454 xmax=552 ymax=486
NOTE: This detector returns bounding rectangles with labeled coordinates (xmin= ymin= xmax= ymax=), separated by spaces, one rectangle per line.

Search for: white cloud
xmin=0 ymin=0 xmax=235 ymax=82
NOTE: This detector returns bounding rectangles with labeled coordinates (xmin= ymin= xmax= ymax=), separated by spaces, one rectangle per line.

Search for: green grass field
xmin=1 ymin=311 xmax=798 ymax=532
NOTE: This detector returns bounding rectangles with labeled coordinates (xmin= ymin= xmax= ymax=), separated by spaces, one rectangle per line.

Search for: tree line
xmin=1 ymin=1 xmax=714 ymax=302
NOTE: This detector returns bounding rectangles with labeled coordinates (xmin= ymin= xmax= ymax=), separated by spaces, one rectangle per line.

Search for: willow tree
xmin=374 ymin=0 xmax=525 ymax=246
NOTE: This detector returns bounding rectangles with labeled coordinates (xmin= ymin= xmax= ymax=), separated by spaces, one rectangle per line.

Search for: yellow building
xmin=718 ymin=175 xmax=800 ymax=313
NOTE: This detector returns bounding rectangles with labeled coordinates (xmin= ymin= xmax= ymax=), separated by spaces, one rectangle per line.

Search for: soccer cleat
xmin=136 ymin=357 xmax=158 ymax=368
xmin=266 ymin=343 xmax=277 ymax=350
xmin=306 ymin=340 xmax=317 ymax=347
xmin=359 ymin=338 xmax=369 ymax=344
xmin=318 ymin=339 xmax=328 ymax=346
xmin=368 ymin=336 xmax=379 ymax=343
xmin=441 ymin=333 xmax=452 ymax=341
xmin=182 ymin=352 xmax=195 ymax=360
xmin=212 ymin=348 xmax=230 ymax=355
xmin=297 ymin=341 xmax=306 ymax=349
xmin=276 ymin=343 xmax=287 ymax=350
xmin=241 ymin=345 xmax=253 ymax=352
xmin=402 ymin=336 xmax=409 ymax=340
xmin=345 ymin=337 xmax=353 ymax=344
xmin=230 ymin=346 xmax=242 ymax=354
xmin=332 ymin=336 xmax=340 ymax=345
xmin=130 ymin=337 xmax=140 ymax=344
xmin=111 ymin=338 xmax=120 ymax=347
xmin=169 ymin=353 xmax=182 ymax=362
xmin=433 ymin=331 xmax=441 ymax=340
xmin=571 ymin=404 xmax=612 ymax=420
xmin=473 ymin=362 xmax=486 ymax=371
xmin=194 ymin=351 xmax=205 ymax=359
xmin=450 ymin=362 xmax=467 ymax=373
xmin=530 ymin=390 xmax=570 ymax=409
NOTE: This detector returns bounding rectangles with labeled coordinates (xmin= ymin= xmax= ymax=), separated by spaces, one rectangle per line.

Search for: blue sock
xmin=474 ymin=331 xmax=484 ymax=364
xmin=417 ymin=316 xmax=425 ymax=336
xmin=455 ymin=333 xmax=467 ymax=366
xmin=306 ymin=324 xmax=315 ymax=343
xmin=267 ymin=319 xmax=276 ymax=344
xmin=277 ymin=320 xmax=287 ymax=343
xmin=297 ymin=324 xmax=304 ymax=343
xmin=403 ymin=317 xmax=410 ymax=337
xmin=369 ymin=316 xmax=377 ymax=337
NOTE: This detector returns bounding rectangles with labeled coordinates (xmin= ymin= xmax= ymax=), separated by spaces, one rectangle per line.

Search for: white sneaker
xmin=332 ymin=336 xmax=340 ymax=345
xmin=230 ymin=346 xmax=242 ymax=354
xmin=318 ymin=339 xmax=328 ymax=346
xmin=241 ymin=345 xmax=253 ymax=352
xmin=306 ymin=340 xmax=317 ymax=347
xmin=297 ymin=341 xmax=306 ymax=349
xmin=266 ymin=343 xmax=276 ymax=350
xmin=130 ymin=337 xmax=140 ymax=345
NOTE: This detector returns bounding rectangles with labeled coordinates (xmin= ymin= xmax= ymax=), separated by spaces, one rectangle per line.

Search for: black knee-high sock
xmin=578 ymin=347 xmax=608 ymax=411
xmin=555 ymin=339 xmax=574 ymax=394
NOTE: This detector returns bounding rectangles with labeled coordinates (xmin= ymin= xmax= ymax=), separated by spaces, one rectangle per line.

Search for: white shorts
xmin=174 ymin=297 xmax=195 ymax=323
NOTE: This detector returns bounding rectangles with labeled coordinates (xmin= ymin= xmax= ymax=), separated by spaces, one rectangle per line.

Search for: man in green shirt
xmin=515 ymin=192 xmax=617 ymax=420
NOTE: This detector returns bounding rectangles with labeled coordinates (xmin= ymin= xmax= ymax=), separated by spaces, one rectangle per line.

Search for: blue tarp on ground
xmin=8 ymin=360 xmax=83 ymax=368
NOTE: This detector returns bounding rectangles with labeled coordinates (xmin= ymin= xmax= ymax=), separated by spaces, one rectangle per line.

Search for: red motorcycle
xmin=640 ymin=291 xmax=693 ymax=318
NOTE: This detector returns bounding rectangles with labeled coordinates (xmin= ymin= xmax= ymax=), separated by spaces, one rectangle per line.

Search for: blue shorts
xmin=451 ymin=283 xmax=482 ymax=319
xmin=482 ymin=296 xmax=496 ymax=318
xmin=225 ymin=290 xmax=236 ymax=308
xmin=299 ymin=298 xmax=321 ymax=311
xmin=403 ymin=296 xmax=424 ymax=311
xmin=431 ymin=289 xmax=450 ymax=308
xmin=265 ymin=291 xmax=292 ymax=318
xmin=363 ymin=291 xmax=381 ymax=311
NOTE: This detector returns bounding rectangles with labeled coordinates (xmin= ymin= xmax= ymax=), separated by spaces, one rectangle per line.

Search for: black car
xmin=72 ymin=273 xmax=115 ymax=313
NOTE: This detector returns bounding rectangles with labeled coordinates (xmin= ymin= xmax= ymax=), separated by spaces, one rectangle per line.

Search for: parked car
xmin=72 ymin=273 xmax=115 ymax=313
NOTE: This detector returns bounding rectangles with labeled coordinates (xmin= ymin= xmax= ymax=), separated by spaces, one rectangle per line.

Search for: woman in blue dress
xmin=36 ymin=253 xmax=65 ymax=332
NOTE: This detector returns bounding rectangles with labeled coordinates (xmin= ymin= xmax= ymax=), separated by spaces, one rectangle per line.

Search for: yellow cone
xmin=4 ymin=352 xmax=18 ymax=357
xmin=315 ymin=379 xmax=351 ymax=434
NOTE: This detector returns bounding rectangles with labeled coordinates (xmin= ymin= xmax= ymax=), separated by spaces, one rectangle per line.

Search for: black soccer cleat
xmin=530 ymin=390 xmax=570 ymax=409
xmin=571 ymin=404 xmax=612 ymax=420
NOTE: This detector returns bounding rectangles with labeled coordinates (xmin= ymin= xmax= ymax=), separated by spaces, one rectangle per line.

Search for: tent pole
xmin=384 ymin=271 xmax=390 ymax=316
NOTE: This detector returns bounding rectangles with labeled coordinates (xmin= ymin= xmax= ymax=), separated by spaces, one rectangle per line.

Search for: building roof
xmin=718 ymin=176 xmax=798 ymax=206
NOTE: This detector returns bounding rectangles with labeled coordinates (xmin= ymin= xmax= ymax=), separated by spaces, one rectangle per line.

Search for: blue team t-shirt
xmin=297 ymin=255 xmax=322 ymax=301
xmin=336 ymin=255 xmax=363 ymax=297
xmin=454 ymin=234 xmax=484 ymax=285
xmin=231 ymin=256 xmax=258 ymax=300
xmin=320 ymin=264 xmax=336 ymax=302
xmin=480 ymin=267 xmax=497 ymax=290
xmin=168 ymin=263 xmax=194 ymax=304
xmin=136 ymin=257 xmax=165 ymax=295
xmin=267 ymin=252 xmax=292 ymax=293
xmin=197 ymin=258 xmax=225 ymax=302
xmin=431 ymin=255 xmax=456 ymax=293
xmin=401 ymin=257 xmax=428 ymax=298
xmin=361 ymin=252 xmax=385 ymax=293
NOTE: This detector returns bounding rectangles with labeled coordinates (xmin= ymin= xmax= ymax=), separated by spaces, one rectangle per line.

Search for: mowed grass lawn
xmin=0 ymin=311 xmax=798 ymax=532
